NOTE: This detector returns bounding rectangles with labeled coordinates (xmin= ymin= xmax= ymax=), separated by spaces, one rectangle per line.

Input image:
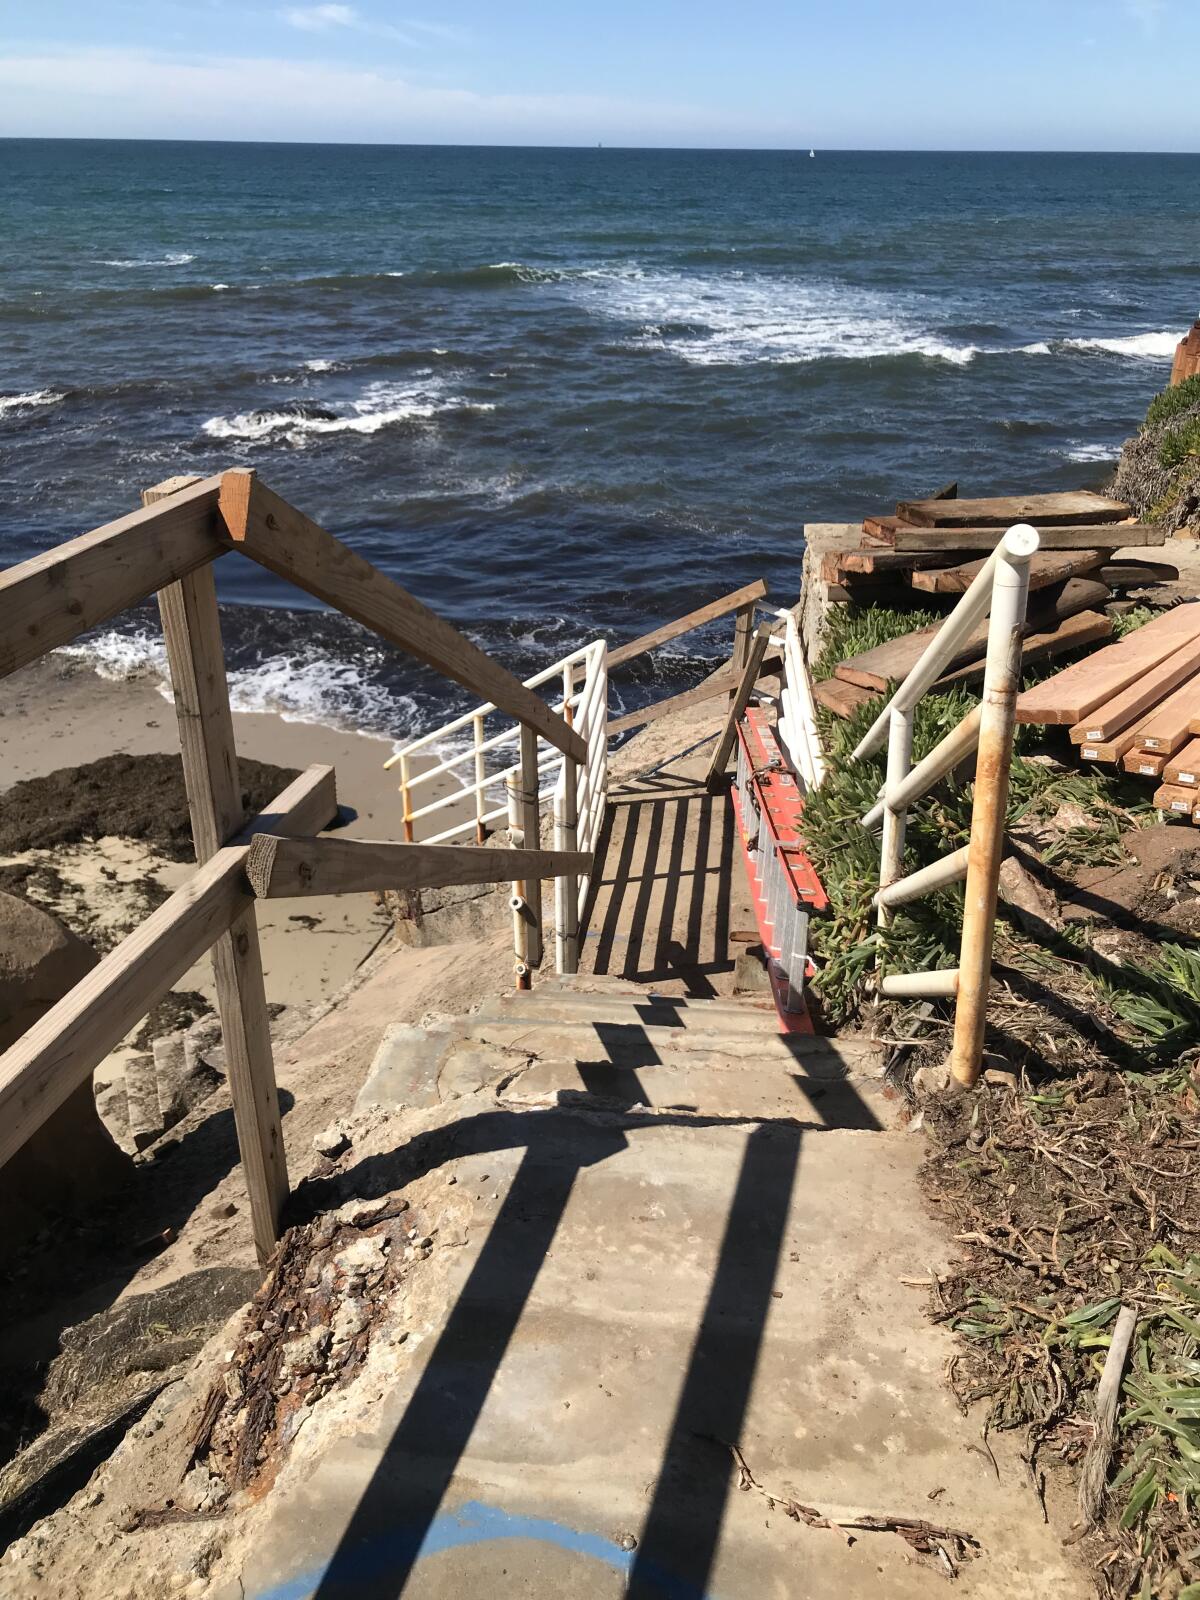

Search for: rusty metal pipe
xmin=949 ymin=524 xmax=1039 ymax=1087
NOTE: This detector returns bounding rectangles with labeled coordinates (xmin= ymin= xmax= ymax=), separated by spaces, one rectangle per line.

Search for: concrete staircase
xmin=359 ymin=974 xmax=889 ymax=1130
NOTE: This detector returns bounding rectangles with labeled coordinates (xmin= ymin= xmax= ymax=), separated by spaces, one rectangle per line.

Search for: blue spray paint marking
xmin=251 ymin=1498 xmax=716 ymax=1600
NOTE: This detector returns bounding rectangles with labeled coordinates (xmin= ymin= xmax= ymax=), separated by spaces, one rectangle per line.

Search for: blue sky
xmin=1 ymin=0 xmax=1196 ymax=148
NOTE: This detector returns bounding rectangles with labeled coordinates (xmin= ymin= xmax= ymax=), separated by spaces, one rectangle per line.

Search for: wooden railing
xmin=605 ymin=579 xmax=768 ymax=736
xmin=0 ymin=469 xmax=590 ymax=1261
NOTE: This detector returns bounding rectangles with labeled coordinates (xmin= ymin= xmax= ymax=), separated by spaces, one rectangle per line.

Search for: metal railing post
xmin=877 ymin=707 xmax=914 ymax=927
xmin=555 ymin=757 xmax=580 ymax=974
xmin=518 ymin=723 xmax=543 ymax=969
xmin=506 ymin=772 xmax=532 ymax=989
xmin=949 ymin=524 xmax=1039 ymax=1087
xmin=473 ymin=714 xmax=487 ymax=844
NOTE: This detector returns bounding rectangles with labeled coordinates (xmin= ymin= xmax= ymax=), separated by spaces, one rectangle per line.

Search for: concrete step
xmin=496 ymin=1055 xmax=891 ymax=1128
xmin=475 ymin=991 xmax=782 ymax=1034
xmin=456 ymin=1017 xmax=876 ymax=1078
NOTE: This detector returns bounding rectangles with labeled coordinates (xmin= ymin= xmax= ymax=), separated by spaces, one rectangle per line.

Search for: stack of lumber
xmin=821 ymin=486 xmax=1174 ymax=608
xmin=1015 ymin=604 xmax=1200 ymax=821
xmin=813 ymin=485 xmax=1177 ymax=720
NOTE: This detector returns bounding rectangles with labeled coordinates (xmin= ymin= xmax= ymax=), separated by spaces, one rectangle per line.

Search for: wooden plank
xmin=1078 ymin=722 xmax=1150 ymax=763
xmin=246 ymin=836 xmax=593 ymax=900
xmin=1123 ymin=747 xmax=1167 ymax=779
xmin=0 ymin=766 xmax=337 ymax=1174
xmin=814 ymin=610 xmax=1111 ymax=718
xmin=607 ymin=667 xmax=740 ymax=736
xmin=706 ymin=622 xmax=773 ymax=791
xmin=1132 ymin=671 xmax=1200 ymax=754
xmin=607 ymin=579 xmax=767 ymax=669
xmin=1098 ymin=560 xmax=1179 ymax=587
xmin=895 ymin=491 xmax=1129 ymax=529
xmin=813 ymin=676 xmax=879 ymax=717
xmin=1069 ymin=642 xmax=1200 ymax=744
xmin=893 ymin=522 xmax=1159 ymax=552
xmin=0 ymin=474 xmax=227 ymax=681
xmin=517 ymin=724 xmax=543 ymax=967
xmin=912 ymin=548 xmax=1104 ymax=596
xmin=835 ymin=578 xmax=1109 ymax=693
xmin=222 ymin=472 xmax=586 ymax=766
xmin=1017 ymin=605 xmax=1200 ymax=725
xmin=148 ymin=473 xmax=288 ymax=1263
xmin=1154 ymin=781 xmax=1200 ymax=813
xmin=1165 ymin=738 xmax=1200 ymax=786
xmin=833 ymin=548 xmax=951 ymax=577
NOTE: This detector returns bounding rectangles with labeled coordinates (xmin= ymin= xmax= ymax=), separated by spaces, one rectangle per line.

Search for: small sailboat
xmin=809 ymin=148 xmax=815 ymax=158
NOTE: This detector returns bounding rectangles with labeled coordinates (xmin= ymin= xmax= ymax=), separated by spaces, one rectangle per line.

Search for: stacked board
xmin=1015 ymin=604 xmax=1200 ymax=821
xmin=821 ymin=485 xmax=1172 ymax=608
xmin=813 ymin=485 xmax=1176 ymax=720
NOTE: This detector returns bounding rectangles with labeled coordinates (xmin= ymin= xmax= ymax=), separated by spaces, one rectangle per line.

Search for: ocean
xmin=2 ymin=140 xmax=1196 ymax=740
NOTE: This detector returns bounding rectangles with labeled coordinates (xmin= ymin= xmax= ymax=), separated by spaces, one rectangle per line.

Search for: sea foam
xmin=101 ymin=252 xmax=196 ymax=268
xmin=0 ymin=389 xmax=66 ymax=417
xmin=202 ymin=378 xmax=494 ymax=446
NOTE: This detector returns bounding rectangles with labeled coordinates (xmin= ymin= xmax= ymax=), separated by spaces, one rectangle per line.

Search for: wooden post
xmin=730 ymin=601 xmax=754 ymax=703
xmin=144 ymin=477 xmax=289 ymax=1263
xmin=705 ymin=621 xmax=773 ymax=791
xmin=555 ymin=758 xmax=580 ymax=974
xmin=518 ymin=724 xmax=543 ymax=968
xmin=949 ymin=525 xmax=1038 ymax=1089
xmin=506 ymin=772 xmax=531 ymax=989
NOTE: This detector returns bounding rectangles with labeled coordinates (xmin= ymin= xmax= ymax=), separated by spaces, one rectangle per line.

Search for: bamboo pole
xmin=949 ymin=524 xmax=1039 ymax=1088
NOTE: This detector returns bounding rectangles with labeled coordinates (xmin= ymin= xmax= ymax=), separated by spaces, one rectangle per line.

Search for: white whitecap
xmin=1062 ymin=331 xmax=1179 ymax=359
xmin=202 ymin=378 xmax=494 ymax=446
xmin=303 ymin=358 xmax=338 ymax=372
xmin=560 ymin=267 xmax=981 ymax=367
xmin=101 ymin=252 xmax=196 ymax=268
xmin=0 ymin=388 xmax=66 ymax=417
xmin=1065 ymin=442 xmax=1120 ymax=462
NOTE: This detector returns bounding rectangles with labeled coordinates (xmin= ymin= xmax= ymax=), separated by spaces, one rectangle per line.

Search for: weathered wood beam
xmin=246 ymin=834 xmax=593 ymax=900
xmin=606 ymin=668 xmax=741 ymax=737
xmin=0 ymin=474 xmax=228 ymax=680
xmin=608 ymin=579 xmax=767 ymax=669
xmin=149 ymin=475 xmax=289 ymax=1262
xmin=706 ymin=621 xmax=773 ymax=791
xmin=219 ymin=471 xmax=587 ymax=765
xmin=0 ymin=766 xmax=337 ymax=1174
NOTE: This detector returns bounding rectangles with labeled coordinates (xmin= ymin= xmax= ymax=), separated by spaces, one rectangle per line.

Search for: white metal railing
xmin=384 ymin=639 xmax=607 ymax=977
xmin=855 ymin=523 xmax=1040 ymax=1087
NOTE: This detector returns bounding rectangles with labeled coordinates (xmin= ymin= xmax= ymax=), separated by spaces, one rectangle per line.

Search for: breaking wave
xmin=100 ymin=251 xmax=196 ymax=268
xmin=0 ymin=388 xmax=66 ymax=417
xmin=1061 ymin=331 xmax=1179 ymax=359
xmin=201 ymin=379 xmax=494 ymax=446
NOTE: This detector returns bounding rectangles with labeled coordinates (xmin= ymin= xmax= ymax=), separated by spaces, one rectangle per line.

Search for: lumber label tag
xmin=1081 ymin=747 xmax=1099 ymax=760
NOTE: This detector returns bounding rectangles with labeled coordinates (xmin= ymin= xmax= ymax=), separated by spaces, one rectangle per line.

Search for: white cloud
xmin=0 ymin=45 xmax=746 ymax=144
xmin=281 ymin=4 xmax=357 ymax=30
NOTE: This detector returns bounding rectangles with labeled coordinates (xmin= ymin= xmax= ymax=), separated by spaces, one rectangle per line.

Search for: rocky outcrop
xmin=1111 ymin=377 xmax=1200 ymax=538
xmin=1172 ymin=321 xmax=1200 ymax=387
xmin=0 ymin=893 xmax=132 ymax=1241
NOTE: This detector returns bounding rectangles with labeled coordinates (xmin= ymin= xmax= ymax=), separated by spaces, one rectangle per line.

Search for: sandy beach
xmin=0 ymin=653 xmax=482 ymax=1090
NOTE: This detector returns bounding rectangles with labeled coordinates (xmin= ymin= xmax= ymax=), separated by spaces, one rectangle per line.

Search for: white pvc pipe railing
xmin=856 ymin=524 xmax=1039 ymax=1087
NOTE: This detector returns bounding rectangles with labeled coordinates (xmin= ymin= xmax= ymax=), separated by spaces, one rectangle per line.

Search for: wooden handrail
xmin=219 ymin=471 xmax=587 ymax=766
xmin=246 ymin=834 xmax=592 ymax=899
xmin=0 ymin=474 xmax=228 ymax=680
xmin=607 ymin=578 xmax=768 ymax=669
xmin=606 ymin=667 xmax=740 ymax=736
xmin=705 ymin=621 xmax=774 ymax=791
xmin=0 ymin=766 xmax=337 ymax=1173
